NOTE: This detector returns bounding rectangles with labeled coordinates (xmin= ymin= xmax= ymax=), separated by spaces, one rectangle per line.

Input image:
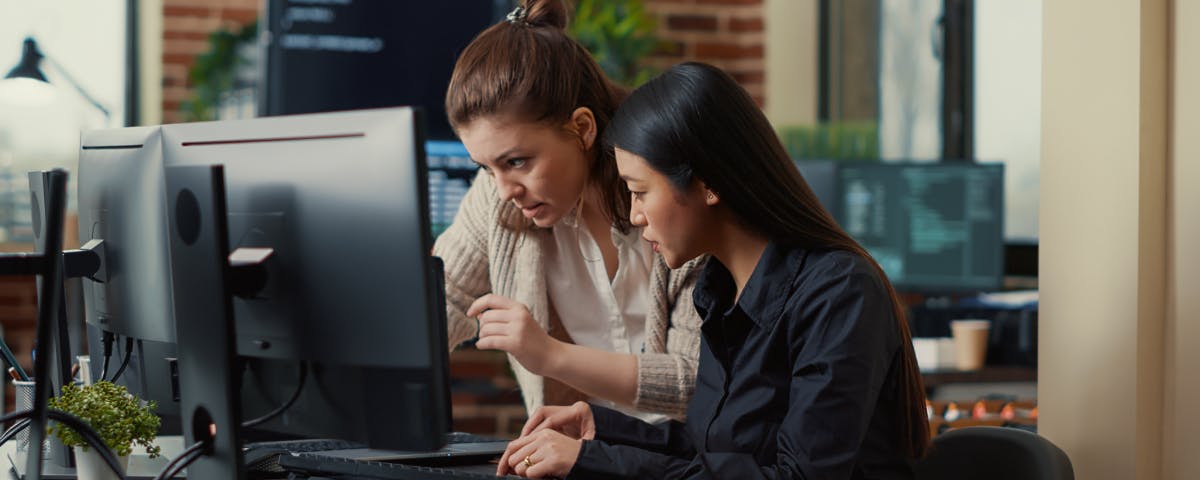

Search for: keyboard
xmin=244 ymin=438 xmax=365 ymax=473
xmin=445 ymin=431 xmax=507 ymax=444
xmin=278 ymin=451 xmax=522 ymax=479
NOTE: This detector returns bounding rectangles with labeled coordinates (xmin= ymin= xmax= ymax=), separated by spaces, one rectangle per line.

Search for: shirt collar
xmin=693 ymin=241 xmax=806 ymax=328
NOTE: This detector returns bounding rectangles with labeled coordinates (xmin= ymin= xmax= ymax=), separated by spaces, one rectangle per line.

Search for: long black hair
xmin=605 ymin=62 xmax=930 ymax=458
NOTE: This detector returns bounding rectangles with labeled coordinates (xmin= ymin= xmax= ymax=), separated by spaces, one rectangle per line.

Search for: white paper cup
xmin=951 ymin=319 xmax=991 ymax=370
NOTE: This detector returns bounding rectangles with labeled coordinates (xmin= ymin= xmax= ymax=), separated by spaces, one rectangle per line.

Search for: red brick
xmin=164 ymin=31 xmax=210 ymax=41
xmin=452 ymin=417 xmax=500 ymax=434
xmin=163 ymin=53 xmax=197 ymax=68
xmin=729 ymin=17 xmax=764 ymax=32
xmin=450 ymin=360 xmax=507 ymax=379
xmin=220 ymin=8 xmax=259 ymax=24
xmin=163 ymin=6 xmax=210 ymax=17
xmin=694 ymin=42 xmax=763 ymax=60
xmin=731 ymin=70 xmax=764 ymax=84
xmin=506 ymin=416 xmax=530 ymax=436
xmin=666 ymin=14 xmax=718 ymax=32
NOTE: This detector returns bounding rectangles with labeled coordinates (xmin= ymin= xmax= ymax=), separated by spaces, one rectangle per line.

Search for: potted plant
xmin=47 ymin=381 xmax=161 ymax=480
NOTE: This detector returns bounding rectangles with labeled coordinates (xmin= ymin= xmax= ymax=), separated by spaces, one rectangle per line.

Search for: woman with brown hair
xmin=496 ymin=62 xmax=930 ymax=479
xmin=433 ymin=0 xmax=703 ymax=422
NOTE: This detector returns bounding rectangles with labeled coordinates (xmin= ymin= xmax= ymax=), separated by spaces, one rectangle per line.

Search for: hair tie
xmin=506 ymin=5 xmax=529 ymax=26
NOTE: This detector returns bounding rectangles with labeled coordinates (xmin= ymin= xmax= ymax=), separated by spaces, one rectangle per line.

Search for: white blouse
xmin=544 ymin=209 xmax=668 ymax=424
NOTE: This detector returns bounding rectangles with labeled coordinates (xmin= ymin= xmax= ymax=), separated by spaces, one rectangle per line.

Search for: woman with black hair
xmin=496 ymin=62 xmax=930 ymax=479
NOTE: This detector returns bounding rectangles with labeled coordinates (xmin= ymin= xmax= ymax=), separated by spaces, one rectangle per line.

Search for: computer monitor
xmin=161 ymin=107 xmax=449 ymax=451
xmin=77 ymin=126 xmax=183 ymax=433
xmin=833 ymin=162 xmax=1005 ymax=292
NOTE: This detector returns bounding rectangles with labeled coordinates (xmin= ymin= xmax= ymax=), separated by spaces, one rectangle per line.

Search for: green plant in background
xmin=777 ymin=122 xmax=880 ymax=161
xmin=569 ymin=0 xmax=663 ymax=88
xmin=182 ymin=22 xmax=258 ymax=122
xmin=47 ymin=381 xmax=162 ymax=458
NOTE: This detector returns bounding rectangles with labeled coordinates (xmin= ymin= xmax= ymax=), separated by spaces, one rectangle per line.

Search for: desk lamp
xmin=3 ymin=36 xmax=111 ymax=122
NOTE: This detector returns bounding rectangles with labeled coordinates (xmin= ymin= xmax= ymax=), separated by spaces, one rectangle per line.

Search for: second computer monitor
xmin=161 ymin=107 xmax=448 ymax=449
xmin=834 ymin=162 xmax=1005 ymax=292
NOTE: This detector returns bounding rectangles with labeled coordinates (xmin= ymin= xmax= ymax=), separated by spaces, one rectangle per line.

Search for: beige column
xmin=1040 ymin=0 xmax=1168 ymax=478
xmin=764 ymin=0 xmax=817 ymax=127
xmin=139 ymin=0 xmax=162 ymax=126
xmin=1165 ymin=0 xmax=1200 ymax=478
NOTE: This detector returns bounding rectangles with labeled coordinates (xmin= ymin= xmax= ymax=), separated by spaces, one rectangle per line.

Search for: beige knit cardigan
xmin=432 ymin=170 xmax=704 ymax=418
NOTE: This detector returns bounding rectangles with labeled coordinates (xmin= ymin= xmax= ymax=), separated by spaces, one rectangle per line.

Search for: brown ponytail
xmin=446 ymin=0 xmax=631 ymax=232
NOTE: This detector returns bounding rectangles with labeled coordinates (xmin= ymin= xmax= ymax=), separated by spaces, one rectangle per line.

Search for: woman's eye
xmin=631 ymin=191 xmax=645 ymax=200
xmin=507 ymin=158 xmax=527 ymax=168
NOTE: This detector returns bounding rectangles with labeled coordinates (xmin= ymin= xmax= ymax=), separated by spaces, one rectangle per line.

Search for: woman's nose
xmin=631 ymin=211 xmax=647 ymax=227
xmin=495 ymin=174 xmax=524 ymax=202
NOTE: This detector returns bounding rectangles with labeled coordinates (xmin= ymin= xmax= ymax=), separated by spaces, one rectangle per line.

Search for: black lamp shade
xmin=4 ymin=37 xmax=49 ymax=82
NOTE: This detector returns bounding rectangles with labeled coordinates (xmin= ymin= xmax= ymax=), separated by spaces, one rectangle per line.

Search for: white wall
xmin=974 ymin=0 xmax=1041 ymax=242
xmin=0 ymin=0 xmax=127 ymax=173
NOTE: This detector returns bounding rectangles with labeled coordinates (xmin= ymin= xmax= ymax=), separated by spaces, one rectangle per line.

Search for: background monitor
xmin=161 ymin=107 xmax=448 ymax=449
xmin=814 ymin=161 xmax=1005 ymax=292
xmin=261 ymin=0 xmax=501 ymax=141
xmin=801 ymin=162 xmax=1008 ymax=292
xmin=77 ymin=126 xmax=183 ymax=433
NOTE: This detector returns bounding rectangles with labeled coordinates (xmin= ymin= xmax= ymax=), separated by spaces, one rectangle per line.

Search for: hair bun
xmin=523 ymin=0 xmax=569 ymax=31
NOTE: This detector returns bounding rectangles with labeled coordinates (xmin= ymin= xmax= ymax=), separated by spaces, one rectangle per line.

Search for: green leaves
xmin=47 ymin=381 xmax=162 ymax=458
xmin=182 ymin=22 xmax=258 ymax=122
xmin=777 ymin=122 xmax=881 ymax=161
xmin=569 ymin=0 xmax=663 ymax=88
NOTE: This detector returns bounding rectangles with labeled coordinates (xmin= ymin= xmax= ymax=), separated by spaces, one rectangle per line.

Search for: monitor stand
xmin=165 ymin=164 xmax=246 ymax=479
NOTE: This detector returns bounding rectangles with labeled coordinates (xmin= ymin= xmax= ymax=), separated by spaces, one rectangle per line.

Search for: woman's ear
xmin=703 ymin=185 xmax=720 ymax=206
xmin=567 ymin=107 xmax=597 ymax=150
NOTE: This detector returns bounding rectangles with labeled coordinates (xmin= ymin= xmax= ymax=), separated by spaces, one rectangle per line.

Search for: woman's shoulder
xmin=788 ymin=247 xmax=889 ymax=306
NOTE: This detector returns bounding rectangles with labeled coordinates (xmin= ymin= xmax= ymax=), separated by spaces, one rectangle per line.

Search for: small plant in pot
xmin=47 ymin=381 xmax=161 ymax=480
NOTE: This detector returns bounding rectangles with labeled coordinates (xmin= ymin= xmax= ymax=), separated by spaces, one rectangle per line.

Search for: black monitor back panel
xmin=166 ymin=164 xmax=245 ymax=480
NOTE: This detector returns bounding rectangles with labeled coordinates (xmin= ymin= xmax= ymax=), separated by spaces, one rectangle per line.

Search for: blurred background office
xmin=1 ymin=1 xmax=1197 ymax=479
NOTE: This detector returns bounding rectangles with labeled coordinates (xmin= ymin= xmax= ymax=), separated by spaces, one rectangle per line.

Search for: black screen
xmin=262 ymin=0 xmax=500 ymax=140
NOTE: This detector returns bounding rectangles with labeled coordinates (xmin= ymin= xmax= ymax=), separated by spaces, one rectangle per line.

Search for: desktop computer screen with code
xmin=801 ymin=162 xmax=1008 ymax=292
xmin=823 ymin=162 xmax=1005 ymax=292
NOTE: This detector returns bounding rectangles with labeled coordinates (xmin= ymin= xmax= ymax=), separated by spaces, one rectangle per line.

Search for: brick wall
xmin=161 ymin=0 xmax=259 ymax=124
xmin=158 ymin=0 xmax=766 ymax=123
xmin=644 ymin=0 xmax=765 ymax=105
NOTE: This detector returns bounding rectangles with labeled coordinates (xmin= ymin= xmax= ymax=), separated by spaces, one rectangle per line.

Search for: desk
xmin=921 ymin=366 xmax=1037 ymax=392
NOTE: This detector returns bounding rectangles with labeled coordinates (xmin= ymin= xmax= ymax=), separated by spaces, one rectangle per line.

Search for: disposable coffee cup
xmin=951 ymin=319 xmax=990 ymax=371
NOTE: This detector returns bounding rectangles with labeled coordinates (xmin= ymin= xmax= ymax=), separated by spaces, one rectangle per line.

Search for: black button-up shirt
xmin=569 ymin=242 xmax=915 ymax=479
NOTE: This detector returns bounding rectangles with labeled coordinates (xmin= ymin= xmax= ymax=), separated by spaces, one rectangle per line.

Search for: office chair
xmin=915 ymin=426 xmax=1074 ymax=480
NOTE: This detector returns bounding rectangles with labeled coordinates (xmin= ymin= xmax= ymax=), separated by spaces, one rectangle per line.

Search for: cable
xmin=152 ymin=439 xmax=210 ymax=480
xmin=99 ymin=331 xmax=115 ymax=381
xmin=0 ymin=408 xmax=127 ymax=478
xmin=0 ymin=418 xmax=29 ymax=446
xmin=242 ymin=361 xmax=307 ymax=428
xmin=47 ymin=410 xmax=126 ymax=478
xmin=110 ymin=337 xmax=135 ymax=382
